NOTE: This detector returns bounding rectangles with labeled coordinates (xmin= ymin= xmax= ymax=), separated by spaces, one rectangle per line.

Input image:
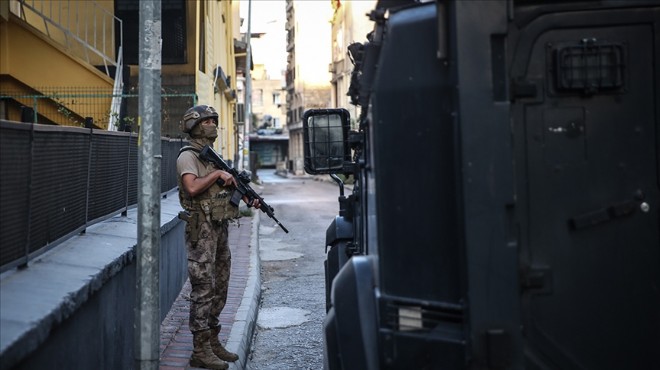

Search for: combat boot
xmin=210 ymin=326 xmax=239 ymax=362
xmin=190 ymin=329 xmax=228 ymax=370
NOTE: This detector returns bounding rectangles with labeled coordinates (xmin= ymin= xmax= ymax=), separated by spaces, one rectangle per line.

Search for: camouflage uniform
xmin=177 ymin=105 xmax=240 ymax=369
xmin=177 ymin=146 xmax=239 ymax=333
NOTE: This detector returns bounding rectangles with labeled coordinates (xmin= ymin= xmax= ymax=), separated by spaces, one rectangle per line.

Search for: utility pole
xmin=136 ymin=1 xmax=161 ymax=369
xmin=244 ymin=0 xmax=252 ymax=171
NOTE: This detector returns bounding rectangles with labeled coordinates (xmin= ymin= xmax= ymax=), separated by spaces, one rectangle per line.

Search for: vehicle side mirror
xmin=302 ymin=109 xmax=352 ymax=175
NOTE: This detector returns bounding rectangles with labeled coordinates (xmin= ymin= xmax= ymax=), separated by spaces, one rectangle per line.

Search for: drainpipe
xmin=135 ymin=1 xmax=161 ymax=369
xmin=244 ymin=0 xmax=252 ymax=171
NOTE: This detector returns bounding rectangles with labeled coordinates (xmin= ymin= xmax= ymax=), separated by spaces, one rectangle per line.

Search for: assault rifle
xmin=199 ymin=145 xmax=289 ymax=233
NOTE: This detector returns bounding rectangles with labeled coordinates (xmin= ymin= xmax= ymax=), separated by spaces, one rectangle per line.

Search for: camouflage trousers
xmin=185 ymin=217 xmax=231 ymax=333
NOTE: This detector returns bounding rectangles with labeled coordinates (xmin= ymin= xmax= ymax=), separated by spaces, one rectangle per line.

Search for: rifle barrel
xmin=201 ymin=145 xmax=289 ymax=233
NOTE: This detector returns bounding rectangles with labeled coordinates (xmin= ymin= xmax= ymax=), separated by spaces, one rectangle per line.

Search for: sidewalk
xmin=159 ymin=212 xmax=261 ymax=370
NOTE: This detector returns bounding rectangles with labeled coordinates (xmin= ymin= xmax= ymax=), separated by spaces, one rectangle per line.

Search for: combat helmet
xmin=180 ymin=105 xmax=218 ymax=133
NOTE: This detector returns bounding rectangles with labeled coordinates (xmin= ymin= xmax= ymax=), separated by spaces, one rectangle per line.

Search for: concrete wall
xmin=0 ymin=191 xmax=187 ymax=370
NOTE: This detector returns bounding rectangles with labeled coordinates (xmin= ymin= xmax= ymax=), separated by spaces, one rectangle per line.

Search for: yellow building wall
xmin=0 ymin=20 xmax=113 ymax=89
xmin=0 ymin=14 xmax=113 ymax=127
xmin=215 ymin=0 xmax=238 ymax=162
xmin=1 ymin=0 xmax=243 ymax=143
xmin=194 ymin=0 xmax=239 ymax=162
xmin=12 ymin=0 xmax=117 ymax=66
xmin=149 ymin=0 xmax=239 ymax=161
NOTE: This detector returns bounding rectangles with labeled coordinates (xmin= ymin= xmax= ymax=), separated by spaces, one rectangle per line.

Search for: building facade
xmin=0 ymin=0 xmax=119 ymax=128
xmin=330 ymin=0 xmax=376 ymax=125
xmin=249 ymin=63 xmax=288 ymax=170
xmin=251 ymin=64 xmax=286 ymax=133
xmin=118 ymin=0 xmax=243 ymax=161
xmin=1 ymin=0 xmax=244 ymax=162
xmin=285 ymin=0 xmax=333 ymax=175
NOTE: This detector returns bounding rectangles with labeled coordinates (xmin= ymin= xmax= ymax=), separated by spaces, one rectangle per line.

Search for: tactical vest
xmin=178 ymin=146 xmax=240 ymax=222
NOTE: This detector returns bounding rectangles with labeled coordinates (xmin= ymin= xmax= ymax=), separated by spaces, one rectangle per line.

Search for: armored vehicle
xmin=302 ymin=0 xmax=659 ymax=369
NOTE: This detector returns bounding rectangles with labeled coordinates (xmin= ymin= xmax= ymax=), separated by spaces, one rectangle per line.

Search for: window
xmin=199 ymin=0 xmax=205 ymax=72
xmin=115 ymin=0 xmax=187 ymax=65
xmin=253 ymin=89 xmax=263 ymax=106
xmin=273 ymin=92 xmax=281 ymax=105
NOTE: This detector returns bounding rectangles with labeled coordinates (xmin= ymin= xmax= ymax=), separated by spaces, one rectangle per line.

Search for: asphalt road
xmin=246 ymin=171 xmax=341 ymax=370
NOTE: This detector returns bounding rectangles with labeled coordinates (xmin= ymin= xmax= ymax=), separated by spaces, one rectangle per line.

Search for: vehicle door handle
xmin=568 ymin=191 xmax=648 ymax=231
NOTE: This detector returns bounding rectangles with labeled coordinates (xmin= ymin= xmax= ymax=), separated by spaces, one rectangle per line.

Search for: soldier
xmin=176 ymin=105 xmax=259 ymax=369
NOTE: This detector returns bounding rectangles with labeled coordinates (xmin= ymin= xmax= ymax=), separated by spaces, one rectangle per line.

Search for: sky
xmin=239 ymin=0 xmax=288 ymax=79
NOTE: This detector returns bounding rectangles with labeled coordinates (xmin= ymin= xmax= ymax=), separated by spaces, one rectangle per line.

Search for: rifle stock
xmin=199 ymin=145 xmax=289 ymax=233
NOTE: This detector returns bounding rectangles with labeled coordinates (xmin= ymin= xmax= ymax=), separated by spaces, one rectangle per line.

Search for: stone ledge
xmin=227 ymin=211 xmax=261 ymax=370
xmin=0 ymin=190 xmax=184 ymax=370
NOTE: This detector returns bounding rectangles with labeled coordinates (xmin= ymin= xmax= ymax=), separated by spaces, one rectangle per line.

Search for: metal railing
xmin=109 ymin=45 xmax=124 ymax=130
xmin=11 ymin=0 xmax=126 ymax=132
xmin=12 ymin=0 xmax=123 ymax=80
xmin=0 ymin=120 xmax=187 ymax=273
xmin=0 ymin=89 xmax=197 ymax=137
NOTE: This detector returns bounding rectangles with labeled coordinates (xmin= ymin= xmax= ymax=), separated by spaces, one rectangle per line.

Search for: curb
xmin=227 ymin=211 xmax=261 ymax=370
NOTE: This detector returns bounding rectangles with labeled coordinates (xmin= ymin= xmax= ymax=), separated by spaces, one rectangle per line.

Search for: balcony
xmin=5 ymin=0 xmax=124 ymax=129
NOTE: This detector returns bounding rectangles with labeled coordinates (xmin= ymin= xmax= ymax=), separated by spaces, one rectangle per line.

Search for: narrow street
xmin=246 ymin=171 xmax=341 ymax=370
